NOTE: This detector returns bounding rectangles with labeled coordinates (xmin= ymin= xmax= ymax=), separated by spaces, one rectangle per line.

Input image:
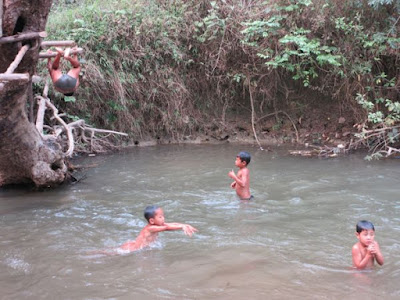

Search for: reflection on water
xmin=1 ymin=144 xmax=400 ymax=299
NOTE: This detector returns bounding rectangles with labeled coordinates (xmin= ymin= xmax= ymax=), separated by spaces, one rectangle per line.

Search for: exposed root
xmin=349 ymin=124 xmax=400 ymax=159
xmin=289 ymin=144 xmax=349 ymax=158
xmin=34 ymin=89 xmax=128 ymax=157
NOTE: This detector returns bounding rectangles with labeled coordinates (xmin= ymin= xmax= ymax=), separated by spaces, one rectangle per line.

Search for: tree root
xmin=289 ymin=143 xmax=349 ymax=158
xmin=34 ymin=92 xmax=128 ymax=157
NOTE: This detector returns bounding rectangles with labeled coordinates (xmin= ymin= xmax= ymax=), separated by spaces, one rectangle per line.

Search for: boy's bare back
xmin=120 ymin=224 xmax=159 ymax=251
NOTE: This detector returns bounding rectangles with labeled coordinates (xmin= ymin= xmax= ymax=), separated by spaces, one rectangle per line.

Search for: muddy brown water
xmin=1 ymin=144 xmax=400 ymax=299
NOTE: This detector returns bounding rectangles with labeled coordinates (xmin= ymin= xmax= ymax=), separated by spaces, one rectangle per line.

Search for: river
xmin=1 ymin=144 xmax=399 ymax=299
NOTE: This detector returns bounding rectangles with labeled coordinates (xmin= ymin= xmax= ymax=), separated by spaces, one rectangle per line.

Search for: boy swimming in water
xmin=228 ymin=151 xmax=252 ymax=200
xmin=352 ymin=220 xmax=384 ymax=269
xmin=120 ymin=205 xmax=197 ymax=252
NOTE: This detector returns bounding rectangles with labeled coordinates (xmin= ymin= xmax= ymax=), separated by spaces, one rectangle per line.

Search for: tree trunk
xmin=0 ymin=0 xmax=68 ymax=187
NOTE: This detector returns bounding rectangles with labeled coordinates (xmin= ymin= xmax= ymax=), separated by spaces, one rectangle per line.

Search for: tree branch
xmin=0 ymin=31 xmax=46 ymax=44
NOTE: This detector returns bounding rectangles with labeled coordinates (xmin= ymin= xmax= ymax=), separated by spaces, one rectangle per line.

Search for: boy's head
xmin=144 ymin=205 xmax=165 ymax=225
xmin=356 ymin=220 xmax=375 ymax=233
xmin=236 ymin=151 xmax=251 ymax=167
xmin=355 ymin=220 xmax=375 ymax=246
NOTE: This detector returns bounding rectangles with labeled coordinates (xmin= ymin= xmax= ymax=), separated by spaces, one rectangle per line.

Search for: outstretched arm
xmin=165 ymin=223 xmax=197 ymax=236
xmin=147 ymin=223 xmax=197 ymax=236
xmin=146 ymin=223 xmax=197 ymax=236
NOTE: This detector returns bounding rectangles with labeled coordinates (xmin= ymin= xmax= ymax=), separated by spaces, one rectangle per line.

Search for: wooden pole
xmin=39 ymin=47 xmax=84 ymax=58
xmin=0 ymin=31 xmax=47 ymax=44
xmin=41 ymin=40 xmax=76 ymax=48
xmin=5 ymin=44 xmax=30 ymax=74
xmin=32 ymin=75 xmax=42 ymax=83
xmin=0 ymin=73 xmax=30 ymax=81
xmin=0 ymin=0 xmax=3 ymax=37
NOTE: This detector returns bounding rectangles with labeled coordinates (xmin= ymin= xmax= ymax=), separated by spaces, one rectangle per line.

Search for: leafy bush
xmin=44 ymin=0 xmax=400 ymax=156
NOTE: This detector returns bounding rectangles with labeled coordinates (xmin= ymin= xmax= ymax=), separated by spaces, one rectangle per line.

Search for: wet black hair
xmin=144 ymin=205 xmax=160 ymax=222
xmin=64 ymin=92 xmax=74 ymax=96
xmin=237 ymin=151 xmax=251 ymax=165
xmin=356 ymin=220 xmax=375 ymax=233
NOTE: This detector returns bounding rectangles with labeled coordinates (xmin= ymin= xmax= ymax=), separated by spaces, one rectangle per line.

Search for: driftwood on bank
xmin=289 ymin=143 xmax=349 ymax=158
xmin=35 ymin=88 xmax=128 ymax=157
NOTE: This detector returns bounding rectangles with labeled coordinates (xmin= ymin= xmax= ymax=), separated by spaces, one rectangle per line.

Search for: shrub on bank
xmin=44 ymin=0 xmax=400 ymax=157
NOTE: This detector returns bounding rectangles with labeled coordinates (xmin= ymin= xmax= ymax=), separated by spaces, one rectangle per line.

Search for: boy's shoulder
xmin=240 ymin=166 xmax=250 ymax=173
xmin=352 ymin=242 xmax=363 ymax=252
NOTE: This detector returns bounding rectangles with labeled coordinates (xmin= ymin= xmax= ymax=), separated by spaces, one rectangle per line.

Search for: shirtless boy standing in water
xmin=120 ymin=205 xmax=197 ymax=252
xmin=352 ymin=220 xmax=384 ymax=269
xmin=228 ymin=151 xmax=252 ymax=200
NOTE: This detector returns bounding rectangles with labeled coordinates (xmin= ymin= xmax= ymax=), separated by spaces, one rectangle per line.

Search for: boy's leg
xmin=47 ymin=50 xmax=63 ymax=83
xmin=65 ymin=54 xmax=81 ymax=79
xmin=51 ymin=51 xmax=63 ymax=70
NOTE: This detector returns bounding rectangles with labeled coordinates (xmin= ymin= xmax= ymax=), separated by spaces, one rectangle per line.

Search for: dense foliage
xmin=44 ymin=0 xmax=400 ymax=158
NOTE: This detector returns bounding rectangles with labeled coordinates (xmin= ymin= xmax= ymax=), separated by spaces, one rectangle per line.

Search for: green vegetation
xmin=44 ymin=0 xmax=400 ymax=157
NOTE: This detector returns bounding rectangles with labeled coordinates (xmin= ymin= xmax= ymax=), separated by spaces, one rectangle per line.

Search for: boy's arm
xmin=228 ymin=169 xmax=249 ymax=187
xmin=371 ymin=241 xmax=384 ymax=265
xmin=164 ymin=222 xmax=197 ymax=236
xmin=352 ymin=244 xmax=372 ymax=269
xmin=147 ymin=223 xmax=197 ymax=236
xmin=146 ymin=224 xmax=170 ymax=233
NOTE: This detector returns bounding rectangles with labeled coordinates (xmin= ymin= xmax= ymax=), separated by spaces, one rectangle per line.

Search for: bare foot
xmin=55 ymin=47 xmax=64 ymax=55
xmin=64 ymin=47 xmax=71 ymax=58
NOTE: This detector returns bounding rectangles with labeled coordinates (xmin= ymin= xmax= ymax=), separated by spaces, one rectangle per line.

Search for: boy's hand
xmin=368 ymin=241 xmax=380 ymax=255
xmin=367 ymin=242 xmax=377 ymax=254
xmin=231 ymin=181 xmax=236 ymax=188
xmin=228 ymin=170 xmax=235 ymax=179
xmin=182 ymin=224 xmax=197 ymax=236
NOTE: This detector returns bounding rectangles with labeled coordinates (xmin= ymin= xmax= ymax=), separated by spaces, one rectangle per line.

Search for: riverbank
xmin=120 ymin=103 xmax=358 ymax=155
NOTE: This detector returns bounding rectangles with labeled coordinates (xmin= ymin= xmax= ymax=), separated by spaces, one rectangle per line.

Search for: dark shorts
xmin=54 ymin=74 xmax=77 ymax=92
xmin=241 ymin=195 xmax=254 ymax=200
